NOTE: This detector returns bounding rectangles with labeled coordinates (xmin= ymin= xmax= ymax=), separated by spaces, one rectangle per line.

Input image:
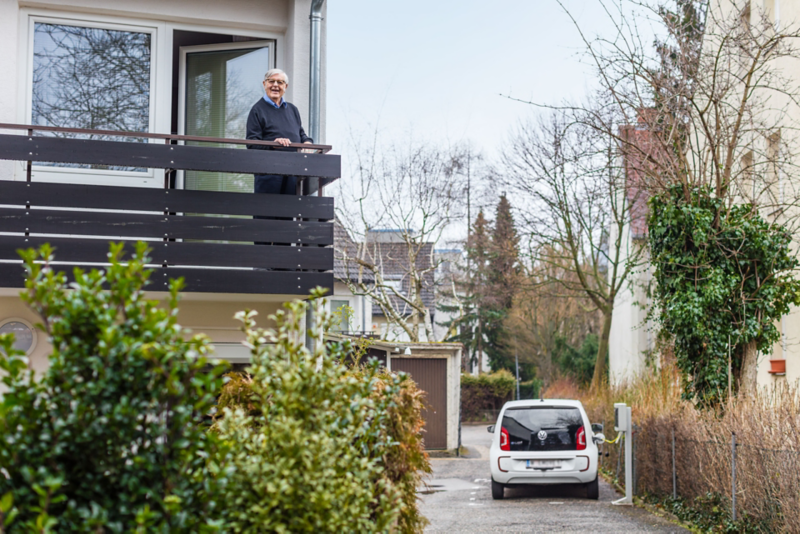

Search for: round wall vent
xmin=0 ymin=319 xmax=37 ymax=355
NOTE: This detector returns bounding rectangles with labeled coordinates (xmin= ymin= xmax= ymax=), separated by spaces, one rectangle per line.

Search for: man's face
xmin=263 ymin=75 xmax=288 ymax=102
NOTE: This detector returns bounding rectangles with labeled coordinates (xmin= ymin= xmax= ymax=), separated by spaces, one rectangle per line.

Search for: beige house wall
xmin=1 ymin=289 xmax=290 ymax=374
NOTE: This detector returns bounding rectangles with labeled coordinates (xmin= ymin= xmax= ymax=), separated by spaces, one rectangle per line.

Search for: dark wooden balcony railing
xmin=0 ymin=124 xmax=339 ymax=295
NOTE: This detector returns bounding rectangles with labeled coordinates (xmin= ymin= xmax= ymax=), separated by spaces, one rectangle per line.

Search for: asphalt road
xmin=419 ymin=424 xmax=688 ymax=533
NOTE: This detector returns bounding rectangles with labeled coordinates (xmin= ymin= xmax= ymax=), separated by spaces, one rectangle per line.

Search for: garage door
xmin=391 ymin=358 xmax=447 ymax=450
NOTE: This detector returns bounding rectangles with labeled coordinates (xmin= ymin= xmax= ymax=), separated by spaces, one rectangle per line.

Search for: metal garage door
xmin=391 ymin=358 xmax=447 ymax=450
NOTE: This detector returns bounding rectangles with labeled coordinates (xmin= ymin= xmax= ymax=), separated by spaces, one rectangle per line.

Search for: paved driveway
xmin=419 ymin=424 xmax=688 ymax=533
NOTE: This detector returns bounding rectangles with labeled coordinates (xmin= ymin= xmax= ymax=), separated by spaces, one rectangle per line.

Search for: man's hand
xmin=274 ymin=138 xmax=291 ymax=147
xmin=301 ymin=141 xmax=316 ymax=154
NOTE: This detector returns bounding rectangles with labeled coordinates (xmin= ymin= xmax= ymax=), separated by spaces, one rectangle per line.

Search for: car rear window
xmin=502 ymin=406 xmax=584 ymax=451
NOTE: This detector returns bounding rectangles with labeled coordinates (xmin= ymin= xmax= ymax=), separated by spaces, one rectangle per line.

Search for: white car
xmin=488 ymin=399 xmax=605 ymax=500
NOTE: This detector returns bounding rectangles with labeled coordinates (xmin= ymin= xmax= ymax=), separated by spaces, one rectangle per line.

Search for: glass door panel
xmin=183 ymin=45 xmax=271 ymax=193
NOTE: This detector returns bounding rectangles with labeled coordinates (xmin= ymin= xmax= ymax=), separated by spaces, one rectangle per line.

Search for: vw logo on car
xmin=537 ymin=430 xmax=548 ymax=441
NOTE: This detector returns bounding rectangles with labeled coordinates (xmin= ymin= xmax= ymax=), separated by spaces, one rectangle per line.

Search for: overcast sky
xmin=326 ymin=0 xmax=647 ymax=158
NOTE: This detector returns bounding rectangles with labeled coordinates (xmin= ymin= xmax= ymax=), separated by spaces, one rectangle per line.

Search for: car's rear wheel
xmin=585 ymin=476 xmax=599 ymax=500
xmin=491 ymin=479 xmax=505 ymax=500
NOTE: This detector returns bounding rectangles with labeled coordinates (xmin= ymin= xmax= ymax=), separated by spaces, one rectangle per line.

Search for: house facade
xmin=611 ymin=0 xmax=800 ymax=389
xmin=0 ymin=0 xmax=336 ymax=371
xmin=331 ymin=218 xmax=373 ymax=335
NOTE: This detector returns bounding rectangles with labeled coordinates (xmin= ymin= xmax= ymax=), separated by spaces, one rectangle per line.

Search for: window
xmin=25 ymin=15 xmax=160 ymax=187
xmin=331 ymin=299 xmax=352 ymax=332
xmin=501 ymin=407 xmax=584 ymax=451
xmin=384 ymin=279 xmax=403 ymax=293
xmin=26 ymin=16 xmax=157 ymax=184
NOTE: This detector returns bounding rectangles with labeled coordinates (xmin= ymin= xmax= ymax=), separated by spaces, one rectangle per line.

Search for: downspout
xmin=305 ymin=0 xmax=325 ymax=353
xmin=309 ymin=0 xmax=325 ymax=146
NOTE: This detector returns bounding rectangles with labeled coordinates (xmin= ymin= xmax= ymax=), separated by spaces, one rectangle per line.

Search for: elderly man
xmin=246 ymin=68 xmax=312 ymax=195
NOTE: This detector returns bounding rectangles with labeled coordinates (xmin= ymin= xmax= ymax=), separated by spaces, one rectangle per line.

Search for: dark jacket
xmin=245 ymin=98 xmax=312 ymax=149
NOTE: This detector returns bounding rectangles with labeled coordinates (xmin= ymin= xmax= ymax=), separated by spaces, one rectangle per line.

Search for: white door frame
xmin=176 ymin=40 xmax=275 ymax=190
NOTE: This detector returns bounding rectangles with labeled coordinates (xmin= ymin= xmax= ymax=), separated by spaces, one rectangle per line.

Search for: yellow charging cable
xmin=603 ymin=433 xmax=622 ymax=444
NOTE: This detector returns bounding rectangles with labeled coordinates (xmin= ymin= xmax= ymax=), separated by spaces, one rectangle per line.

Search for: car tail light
xmin=576 ymin=426 xmax=586 ymax=450
xmin=500 ymin=427 xmax=510 ymax=451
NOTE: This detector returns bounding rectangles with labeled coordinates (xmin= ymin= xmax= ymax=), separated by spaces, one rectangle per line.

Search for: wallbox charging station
xmin=613 ymin=403 xmax=633 ymax=505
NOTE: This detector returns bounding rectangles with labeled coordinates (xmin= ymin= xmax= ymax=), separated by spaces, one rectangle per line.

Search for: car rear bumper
xmin=504 ymin=475 xmax=590 ymax=485
xmin=490 ymin=453 xmax=597 ymax=485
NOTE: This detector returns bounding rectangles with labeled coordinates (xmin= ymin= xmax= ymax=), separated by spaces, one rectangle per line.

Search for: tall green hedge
xmin=0 ymin=244 xmax=432 ymax=533
xmin=0 ymin=243 xmax=227 ymax=532
xmin=211 ymin=296 xmax=431 ymax=533
xmin=460 ymin=370 xmax=516 ymax=422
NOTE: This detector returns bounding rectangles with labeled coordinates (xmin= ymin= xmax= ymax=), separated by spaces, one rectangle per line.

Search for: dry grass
xmin=546 ymin=370 xmax=800 ymax=532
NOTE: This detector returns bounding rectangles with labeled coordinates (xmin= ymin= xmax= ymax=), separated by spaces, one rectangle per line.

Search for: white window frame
xmin=16 ymin=10 xmax=286 ymax=189
xmin=176 ymin=39 xmax=275 ymax=190
xmin=19 ymin=10 xmax=166 ymax=187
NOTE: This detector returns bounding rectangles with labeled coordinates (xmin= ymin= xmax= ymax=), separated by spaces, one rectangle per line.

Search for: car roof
xmin=502 ymin=399 xmax=584 ymax=409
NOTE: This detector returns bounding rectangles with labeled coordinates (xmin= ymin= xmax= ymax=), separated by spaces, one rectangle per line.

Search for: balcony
xmin=0 ymin=124 xmax=339 ymax=295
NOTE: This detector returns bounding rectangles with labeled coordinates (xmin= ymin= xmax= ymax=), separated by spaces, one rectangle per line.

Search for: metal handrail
xmin=0 ymin=122 xmax=333 ymax=153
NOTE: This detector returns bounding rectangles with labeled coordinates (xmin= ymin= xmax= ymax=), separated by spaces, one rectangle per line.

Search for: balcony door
xmin=178 ymin=41 xmax=274 ymax=193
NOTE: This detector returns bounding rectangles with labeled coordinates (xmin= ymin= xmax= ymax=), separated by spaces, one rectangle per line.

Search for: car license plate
xmin=527 ymin=460 xmax=560 ymax=469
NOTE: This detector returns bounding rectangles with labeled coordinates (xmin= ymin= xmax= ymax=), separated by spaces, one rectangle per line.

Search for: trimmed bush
xmin=460 ymin=370 xmax=515 ymax=422
xmin=211 ymin=294 xmax=431 ymax=533
xmin=0 ymin=243 xmax=227 ymax=532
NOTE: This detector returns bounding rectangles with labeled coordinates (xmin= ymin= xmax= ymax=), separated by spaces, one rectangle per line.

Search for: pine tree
xmin=441 ymin=209 xmax=493 ymax=373
xmin=484 ymin=195 xmax=521 ymax=373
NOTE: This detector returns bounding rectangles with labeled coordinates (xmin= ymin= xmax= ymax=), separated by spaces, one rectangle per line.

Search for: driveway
xmin=419 ymin=424 xmax=688 ymax=533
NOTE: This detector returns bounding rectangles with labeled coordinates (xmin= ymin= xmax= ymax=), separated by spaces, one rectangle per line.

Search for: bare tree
xmin=335 ymin=141 xmax=468 ymax=342
xmin=505 ymin=247 xmax=603 ymax=387
xmin=513 ymin=0 xmax=800 ymax=395
xmin=501 ymin=99 xmax=649 ymax=391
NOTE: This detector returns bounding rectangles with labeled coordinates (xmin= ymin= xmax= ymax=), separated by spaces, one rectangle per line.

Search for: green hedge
xmin=0 ymin=244 xmax=432 ymax=533
xmin=0 ymin=243 xmax=227 ymax=532
xmin=212 ymin=299 xmax=431 ymax=533
xmin=460 ymin=370 xmax=515 ymax=422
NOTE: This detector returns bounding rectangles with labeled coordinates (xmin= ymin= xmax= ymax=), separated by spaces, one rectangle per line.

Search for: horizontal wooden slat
xmin=0 ymin=134 xmax=341 ymax=178
xmin=0 ymin=208 xmax=333 ymax=245
xmin=0 ymin=181 xmax=334 ymax=220
xmin=0 ymin=263 xmax=332 ymax=295
xmin=0 ymin=236 xmax=332 ymax=271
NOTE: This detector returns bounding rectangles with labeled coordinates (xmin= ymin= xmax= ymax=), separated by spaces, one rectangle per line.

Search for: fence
xmin=598 ymin=416 xmax=800 ymax=532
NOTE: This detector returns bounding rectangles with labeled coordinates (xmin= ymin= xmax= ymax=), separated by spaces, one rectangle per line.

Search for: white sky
xmin=326 ymin=0 xmax=643 ymax=157
xmin=325 ymin=0 xmax=657 ymax=245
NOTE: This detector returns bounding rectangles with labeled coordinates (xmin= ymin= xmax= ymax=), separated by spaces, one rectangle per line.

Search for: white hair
xmin=264 ymin=68 xmax=289 ymax=84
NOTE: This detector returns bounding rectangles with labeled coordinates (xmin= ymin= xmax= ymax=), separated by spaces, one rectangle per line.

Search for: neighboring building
xmin=608 ymin=115 xmax=657 ymax=385
xmin=330 ymin=232 xmax=463 ymax=450
xmin=333 ymin=227 xmax=436 ymax=342
xmin=611 ymin=0 xmax=800 ymax=389
xmin=432 ymin=248 xmax=462 ymax=343
xmin=331 ymin=219 xmax=373 ymax=335
xmin=0 ymin=0 xmax=337 ymax=371
xmin=367 ymin=231 xmax=436 ymax=342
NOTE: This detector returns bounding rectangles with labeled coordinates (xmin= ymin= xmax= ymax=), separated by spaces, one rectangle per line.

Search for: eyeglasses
xmin=264 ymin=79 xmax=287 ymax=86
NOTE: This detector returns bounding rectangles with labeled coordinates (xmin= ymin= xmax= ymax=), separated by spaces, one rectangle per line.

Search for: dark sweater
xmin=245 ymin=98 xmax=312 ymax=149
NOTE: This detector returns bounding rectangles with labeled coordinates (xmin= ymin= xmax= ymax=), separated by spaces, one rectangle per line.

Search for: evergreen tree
xmin=484 ymin=195 xmax=521 ymax=374
xmin=441 ymin=209 xmax=494 ymax=373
